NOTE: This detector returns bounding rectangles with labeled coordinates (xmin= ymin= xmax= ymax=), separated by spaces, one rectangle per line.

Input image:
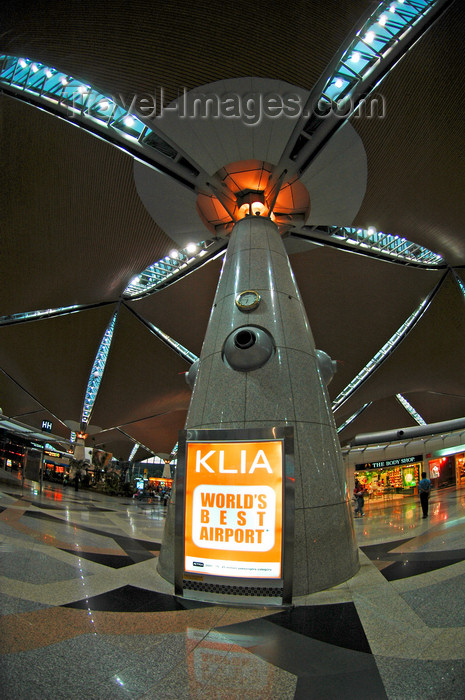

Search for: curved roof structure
xmin=1 ymin=0 xmax=464 ymax=460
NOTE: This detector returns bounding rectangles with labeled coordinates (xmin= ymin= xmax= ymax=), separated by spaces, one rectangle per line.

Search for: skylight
xmin=122 ymin=239 xmax=223 ymax=298
xmin=0 ymin=54 xmax=190 ymax=176
xmin=456 ymin=276 xmax=465 ymax=299
xmin=324 ymin=226 xmax=443 ymax=266
xmin=81 ymin=311 xmax=118 ymax=425
xmin=128 ymin=442 xmax=140 ymax=461
xmin=294 ymin=225 xmax=444 ymax=268
xmin=0 ymin=305 xmax=80 ymax=325
xmin=322 ymin=0 xmax=440 ymax=106
xmin=396 ymin=393 xmax=426 ymax=425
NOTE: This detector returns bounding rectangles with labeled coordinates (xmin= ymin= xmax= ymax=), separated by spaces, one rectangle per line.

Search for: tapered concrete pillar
xmin=158 ymin=216 xmax=358 ymax=595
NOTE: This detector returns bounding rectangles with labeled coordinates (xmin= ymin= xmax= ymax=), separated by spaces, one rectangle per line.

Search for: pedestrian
xmin=418 ymin=471 xmax=432 ymax=518
xmin=353 ymin=479 xmax=366 ymax=517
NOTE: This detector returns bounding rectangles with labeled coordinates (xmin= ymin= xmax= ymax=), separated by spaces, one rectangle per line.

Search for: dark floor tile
xmin=266 ymin=602 xmax=372 ymax=653
xmin=381 ymin=557 xmax=464 ymax=581
xmin=58 ymin=548 xmax=135 ymax=569
xmin=19 ymin=498 xmax=74 ymax=511
xmin=134 ymin=538 xmax=162 ymax=553
xmin=216 ymin=617 xmax=387 ymax=698
xmin=21 ymin=512 xmax=159 ymax=557
xmin=362 ymin=540 xmax=465 ymax=564
xmin=62 ymin=584 xmax=199 ymax=612
xmin=21 ymin=510 xmax=67 ymax=524
xmin=360 ymin=538 xmax=415 ymax=560
xmin=112 ymin=535 xmax=159 ymax=563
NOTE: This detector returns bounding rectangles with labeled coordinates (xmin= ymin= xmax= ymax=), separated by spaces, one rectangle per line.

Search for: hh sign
xmin=184 ymin=440 xmax=283 ymax=578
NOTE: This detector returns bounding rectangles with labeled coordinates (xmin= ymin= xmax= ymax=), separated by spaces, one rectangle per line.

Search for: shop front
xmin=428 ymin=455 xmax=456 ymax=490
xmin=456 ymin=453 xmax=465 ymax=487
xmin=43 ymin=449 xmax=70 ymax=483
xmin=148 ymin=477 xmax=173 ymax=492
xmin=355 ymin=455 xmax=423 ymax=499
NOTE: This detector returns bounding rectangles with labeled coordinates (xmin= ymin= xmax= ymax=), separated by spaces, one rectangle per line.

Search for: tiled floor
xmin=1 ymin=468 xmax=464 ymax=699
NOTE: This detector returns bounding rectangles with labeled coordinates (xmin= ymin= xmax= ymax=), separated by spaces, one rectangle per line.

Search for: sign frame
xmin=174 ymin=426 xmax=294 ymax=606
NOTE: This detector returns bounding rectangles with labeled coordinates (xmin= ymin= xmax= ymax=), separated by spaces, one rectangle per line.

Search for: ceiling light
xmin=236 ymin=190 xmax=266 ymax=217
xmin=31 ymin=64 xmax=39 ymax=73
xmin=78 ymin=85 xmax=87 ymax=94
xmin=45 ymin=69 xmax=53 ymax=78
xmin=389 ymin=4 xmax=396 ymax=12
xmin=251 ymin=201 xmax=266 ymax=215
xmin=186 ymin=243 xmax=197 ymax=254
xmin=335 ymin=78 xmax=344 ymax=88
xmin=351 ymin=52 xmax=360 ymax=63
xmin=367 ymin=226 xmax=376 ymax=235
xmin=365 ymin=31 xmax=375 ymax=44
xmin=379 ymin=14 xmax=388 ymax=26
xmin=19 ymin=59 xmax=27 ymax=68
xmin=98 ymin=100 xmax=110 ymax=111
xmin=124 ymin=116 xmax=134 ymax=127
xmin=61 ymin=77 xmax=68 ymax=86
xmin=169 ymin=249 xmax=179 ymax=258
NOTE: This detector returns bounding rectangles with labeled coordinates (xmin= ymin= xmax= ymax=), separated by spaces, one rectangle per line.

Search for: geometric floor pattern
xmin=1 ymin=468 xmax=465 ymax=699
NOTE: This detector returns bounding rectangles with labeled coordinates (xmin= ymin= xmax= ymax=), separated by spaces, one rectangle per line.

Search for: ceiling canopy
xmin=1 ymin=0 xmax=463 ymax=458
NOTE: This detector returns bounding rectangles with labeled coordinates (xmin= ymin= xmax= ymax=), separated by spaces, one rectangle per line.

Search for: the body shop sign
xmin=184 ymin=439 xmax=283 ymax=578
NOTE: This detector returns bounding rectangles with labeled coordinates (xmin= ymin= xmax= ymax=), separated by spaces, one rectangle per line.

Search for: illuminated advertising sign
xmin=184 ymin=439 xmax=283 ymax=578
xmin=175 ymin=427 xmax=294 ymax=605
xmin=44 ymin=449 xmax=60 ymax=458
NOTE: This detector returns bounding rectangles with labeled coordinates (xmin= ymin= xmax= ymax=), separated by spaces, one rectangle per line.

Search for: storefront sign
xmin=44 ymin=449 xmax=60 ymax=458
xmin=356 ymin=455 xmax=422 ymax=470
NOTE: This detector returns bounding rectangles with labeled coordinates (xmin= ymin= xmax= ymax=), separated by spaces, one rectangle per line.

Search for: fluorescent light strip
xmin=456 ymin=276 xmax=465 ymax=298
xmin=0 ymin=305 xmax=80 ymax=324
xmin=81 ymin=311 xmax=118 ymax=425
xmin=325 ymin=226 xmax=443 ymax=266
xmin=122 ymin=240 xmax=216 ymax=298
xmin=129 ymin=442 xmax=140 ymax=461
xmin=0 ymin=55 xmax=179 ymax=163
xmin=322 ymin=0 xmax=439 ymax=105
xmin=396 ymin=393 xmax=426 ymax=425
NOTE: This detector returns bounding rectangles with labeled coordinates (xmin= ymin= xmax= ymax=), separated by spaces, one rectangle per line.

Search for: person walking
xmin=418 ymin=471 xmax=432 ymax=518
xmin=354 ymin=479 xmax=366 ymax=518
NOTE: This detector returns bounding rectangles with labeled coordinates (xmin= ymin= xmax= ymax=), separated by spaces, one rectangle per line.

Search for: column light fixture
xmin=236 ymin=190 xmax=266 ymax=217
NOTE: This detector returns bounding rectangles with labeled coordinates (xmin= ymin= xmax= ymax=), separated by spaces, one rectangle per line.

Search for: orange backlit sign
xmin=184 ymin=440 xmax=283 ymax=578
